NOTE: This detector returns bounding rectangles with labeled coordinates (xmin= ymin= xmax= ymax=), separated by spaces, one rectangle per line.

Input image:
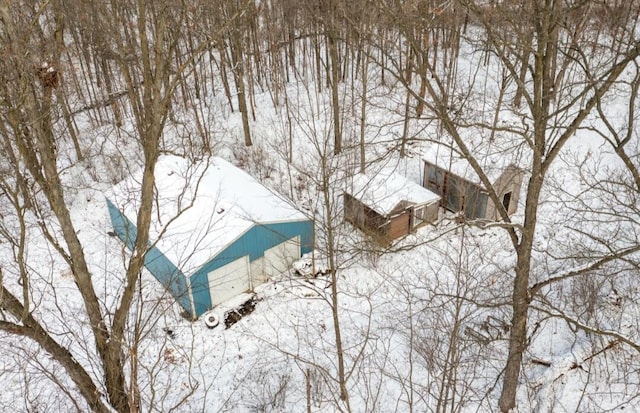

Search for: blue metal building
xmin=107 ymin=156 xmax=313 ymax=318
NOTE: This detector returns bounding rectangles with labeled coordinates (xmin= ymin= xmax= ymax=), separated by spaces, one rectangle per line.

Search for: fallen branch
xmin=569 ymin=339 xmax=619 ymax=371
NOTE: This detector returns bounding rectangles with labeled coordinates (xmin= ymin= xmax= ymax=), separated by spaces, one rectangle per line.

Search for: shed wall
xmin=423 ymin=162 xmax=488 ymax=219
xmin=345 ymin=193 xmax=389 ymax=231
xmin=189 ymin=220 xmax=313 ymax=315
xmin=424 ymin=201 xmax=440 ymax=223
xmin=423 ymin=161 xmax=524 ymax=221
xmin=344 ymin=193 xmax=365 ymax=228
xmin=484 ymin=165 xmax=524 ymax=219
xmin=387 ymin=211 xmax=411 ymax=240
xmin=106 ymin=199 xmax=193 ymax=316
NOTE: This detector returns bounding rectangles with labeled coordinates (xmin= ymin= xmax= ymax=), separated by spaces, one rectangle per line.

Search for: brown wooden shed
xmin=344 ymin=168 xmax=440 ymax=243
xmin=422 ymin=147 xmax=524 ymax=220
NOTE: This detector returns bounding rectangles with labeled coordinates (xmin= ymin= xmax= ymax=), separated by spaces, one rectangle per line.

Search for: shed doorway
xmin=502 ymin=191 xmax=512 ymax=211
xmin=412 ymin=206 xmax=426 ymax=229
xmin=263 ymin=236 xmax=301 ymax=278
xmin=208 ymin=256 xmax=251 ymax=306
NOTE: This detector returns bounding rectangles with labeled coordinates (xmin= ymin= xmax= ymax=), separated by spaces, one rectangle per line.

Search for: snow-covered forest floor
xmin=1 ymin=2 xmax=640 ymax=412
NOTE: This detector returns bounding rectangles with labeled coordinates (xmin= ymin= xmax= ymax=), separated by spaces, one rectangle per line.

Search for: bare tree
xmin=373 ymin=0 xmax=640 ymax=410
xmin=0 ymin=0 xmax=240 ymax=411
xmin=221 ymin=0 xmax=254 ymax=147
xmin=284 ymin=88 xmax=353 ymax=408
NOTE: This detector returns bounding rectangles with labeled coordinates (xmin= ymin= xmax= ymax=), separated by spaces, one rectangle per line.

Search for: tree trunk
xmin=400 ymin=45 xmax=413 ymax=157
xmin=327 ymin=3 xmax=342 ymax=155
xmin=322 ymin=179 xmax=350 ymax=408
xmin=229 ymin=30 xmax=253 ymax=146
xmin=498 ymin=170 xmax=542 ymax=412
xmin=359 ymin=46 xmax=369 ymax=173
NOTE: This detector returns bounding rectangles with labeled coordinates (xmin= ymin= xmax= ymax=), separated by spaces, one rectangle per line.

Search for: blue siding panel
xmin=106 ymin=199 xmax=193 ymax=316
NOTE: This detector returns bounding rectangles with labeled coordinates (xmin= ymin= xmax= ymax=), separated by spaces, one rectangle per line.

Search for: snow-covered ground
xmin=1 ymin=28 xmax=640 ymax=413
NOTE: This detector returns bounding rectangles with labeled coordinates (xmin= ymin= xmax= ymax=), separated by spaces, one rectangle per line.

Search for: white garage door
xmin=263 ymin=236 xmax=300 ymax=279
xmin=208 ymin=256 xmax=250 ymax=306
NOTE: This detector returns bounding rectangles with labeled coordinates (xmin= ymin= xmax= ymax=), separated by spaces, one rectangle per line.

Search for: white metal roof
xmin=349 ymin=167 xmax=440 ymax=216
xmin=110 ymin=155 xmax=308 ymax=274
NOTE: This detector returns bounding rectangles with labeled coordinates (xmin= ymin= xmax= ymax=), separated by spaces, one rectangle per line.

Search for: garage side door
xmin=208 ymin=256 xmax=250 ymax=306
xmin=263 ymin=236 xmax=300 ymax=279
